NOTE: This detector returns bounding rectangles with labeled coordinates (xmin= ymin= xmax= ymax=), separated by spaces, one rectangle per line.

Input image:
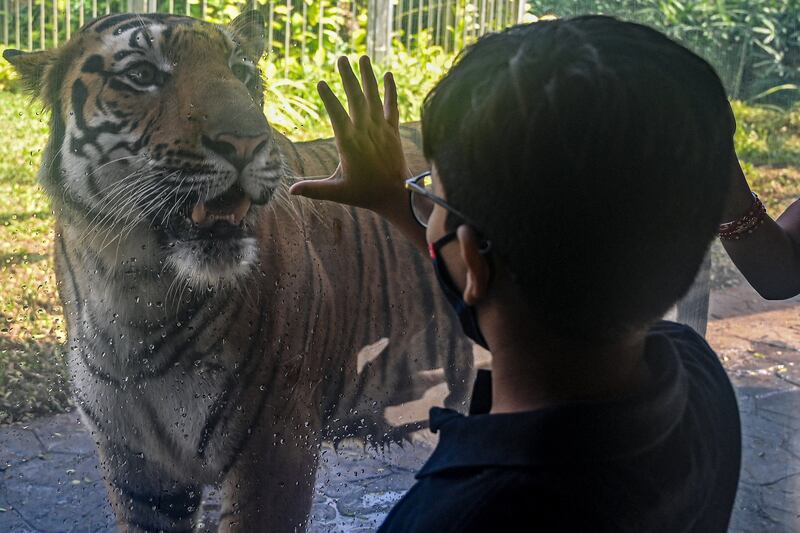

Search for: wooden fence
xmin=0 ymin=0 xmax=528 ymax=61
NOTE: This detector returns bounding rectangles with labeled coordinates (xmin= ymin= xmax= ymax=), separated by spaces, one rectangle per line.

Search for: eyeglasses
xmin=404 ymin=171 xmax=474 ymax=229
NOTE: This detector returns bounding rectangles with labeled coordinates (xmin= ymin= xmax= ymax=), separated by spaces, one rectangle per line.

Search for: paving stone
xmin=0 ymin=426 xmax=45 ymax=468
xmin=0 ymin=415 xmax=426 ymax=532
xmin=2 ymin=383 xmax=799 ymax=532
xmin=30 ymin=414 xmax=97 ymax=455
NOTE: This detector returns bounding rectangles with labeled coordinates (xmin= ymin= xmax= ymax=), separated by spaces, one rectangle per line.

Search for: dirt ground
xmin=705 ymin=260 xmax=800 ymax=532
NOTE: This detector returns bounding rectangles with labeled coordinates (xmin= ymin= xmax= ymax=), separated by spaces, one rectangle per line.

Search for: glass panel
xmin=0 ymin=1 xmax=797 ymax=532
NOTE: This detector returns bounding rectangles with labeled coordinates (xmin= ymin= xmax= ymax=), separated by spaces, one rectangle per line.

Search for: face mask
xmin=428 ymin=233 xmax=490 ymax=350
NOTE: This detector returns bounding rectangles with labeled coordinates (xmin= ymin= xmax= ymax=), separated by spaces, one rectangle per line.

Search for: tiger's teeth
xmin=191 ymin=201 xmax=207 ymax=224
xmin=189 ymin=192 xmax=251 ymax=227
xmin=208 ymin=214 xmax=236 ymax=224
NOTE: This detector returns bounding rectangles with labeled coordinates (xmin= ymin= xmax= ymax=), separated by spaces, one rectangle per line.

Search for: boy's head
xmin=421 ymin=16 xmax=734 ymax=342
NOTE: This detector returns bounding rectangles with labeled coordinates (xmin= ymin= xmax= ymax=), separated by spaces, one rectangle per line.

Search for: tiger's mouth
xmin=190 ymin=185 xmax=252 ymax=229
xmin=164 ymin=182 xmax=260 ymax=286
xmin=174 ymin=184 xmax=257 ymax=241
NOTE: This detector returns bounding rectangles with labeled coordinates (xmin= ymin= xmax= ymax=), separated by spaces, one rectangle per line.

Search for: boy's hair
xmin=422 ymin=16 xmax=734 ymax=341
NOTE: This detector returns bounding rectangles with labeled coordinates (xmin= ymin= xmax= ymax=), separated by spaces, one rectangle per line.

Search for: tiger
xmin=3 ymin=11 xmax=476 ymax=532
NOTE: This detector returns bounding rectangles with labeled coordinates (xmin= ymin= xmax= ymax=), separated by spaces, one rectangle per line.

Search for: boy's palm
xmin=289 ymin=56 xmax=411 ymax=214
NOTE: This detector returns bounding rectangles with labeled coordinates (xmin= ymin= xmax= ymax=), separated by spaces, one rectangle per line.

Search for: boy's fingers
xmin=383 ymin=72 xmax=400 ymax=129
xmin=338 ymin=56 xmax=368 ymax=124
xmin=318 ymin=81 xmax=352 ymax=139
xmin=359 ymin=56 xmax=383 ymax=118
xmin=289 ymin=175 xmax=344 ymax=202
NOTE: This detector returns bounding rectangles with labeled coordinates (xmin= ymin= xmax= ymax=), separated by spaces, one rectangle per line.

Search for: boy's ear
xmin=3 ymin=48 xmax=58 ymax=101
xmin=458 ymin=225 xmax=491 ymax=306
xmin=228 ymin=10 xmax=265 ymax=60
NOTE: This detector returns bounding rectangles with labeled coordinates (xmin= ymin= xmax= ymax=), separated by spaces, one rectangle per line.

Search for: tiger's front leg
xmin=96 ymin=437 xmax=203 ymax=532
xmin=219 ymin=401 xmax=322 ymax=532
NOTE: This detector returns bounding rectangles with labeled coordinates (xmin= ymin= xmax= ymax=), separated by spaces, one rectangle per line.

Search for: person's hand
xmin=289 ymin=56 xmax=411 ymax=218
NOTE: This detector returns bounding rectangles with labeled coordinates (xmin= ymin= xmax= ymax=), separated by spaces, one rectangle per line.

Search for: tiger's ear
xmin=228 ymin=10 xmax=265 ymax=60
xmin=3 ymin=48 xmax=58 ymax=101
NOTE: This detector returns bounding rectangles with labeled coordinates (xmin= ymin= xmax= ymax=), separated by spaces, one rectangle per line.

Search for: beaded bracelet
xmin=718 ymin=192 xmax=767 ymax=241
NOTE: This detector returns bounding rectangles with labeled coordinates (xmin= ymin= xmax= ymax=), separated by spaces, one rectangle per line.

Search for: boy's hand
xmin=289 ymin=56 xmax=412 ymax=217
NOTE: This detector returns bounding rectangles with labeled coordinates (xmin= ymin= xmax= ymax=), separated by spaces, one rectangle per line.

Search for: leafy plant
xmin=0 ymin=48 xmax=22 ymax=92
xmin=261 ymin=31 xmax=453 ymax=141
xmin=529 ymin=0 xmax=800 ymax=105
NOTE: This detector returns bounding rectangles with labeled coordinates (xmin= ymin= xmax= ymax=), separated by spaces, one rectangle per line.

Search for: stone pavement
xmin=0 ymin=411 xmax=435 ymax=532
xmin=707 ymin=280 xmax=800 ymax=532
xmin=2 ymin=278 xmax=800 ymax=532
xmin=3 ymin=386 xmax=798 ymax=532
xmin=0 ymin=412 xmax=433 ymax=532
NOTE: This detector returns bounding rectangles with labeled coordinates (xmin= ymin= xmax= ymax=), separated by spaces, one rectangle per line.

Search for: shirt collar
xmin=416 ymin=327 xmax=689 ymax=478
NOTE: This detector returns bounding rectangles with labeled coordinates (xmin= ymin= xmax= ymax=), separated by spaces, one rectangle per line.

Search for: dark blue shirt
xmin=378 ymin=321 xmax=741 ymax=532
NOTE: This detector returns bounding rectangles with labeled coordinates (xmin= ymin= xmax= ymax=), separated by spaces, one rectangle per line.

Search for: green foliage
xmin=731 ymin=100 xmax=800 ymax=166
xmin=0 ymin=48 xmax=22 ymax=92
xmin=262 ymin=32 xmax=453 ymax=141
xmin=529 ymin=0 xmax=800 ymax=104
xmin=0 ymin=91 xmax=67 ymax=424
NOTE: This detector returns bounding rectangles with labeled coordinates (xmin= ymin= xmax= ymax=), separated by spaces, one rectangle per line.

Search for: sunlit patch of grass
xmin=746 ymin=165 xmax=800 ymax=215
xmin=0 ymin=91 xmax=68 ymax=424
xmin=732 ymin=101 xmax=800 ymax=168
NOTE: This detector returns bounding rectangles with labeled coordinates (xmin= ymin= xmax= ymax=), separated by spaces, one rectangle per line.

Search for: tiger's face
xmin=5 ymin=11 xmax=282 ymax=287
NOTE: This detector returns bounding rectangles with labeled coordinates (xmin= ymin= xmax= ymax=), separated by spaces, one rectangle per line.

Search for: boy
xmin=290 ymin=16 xmax=741 ymax=532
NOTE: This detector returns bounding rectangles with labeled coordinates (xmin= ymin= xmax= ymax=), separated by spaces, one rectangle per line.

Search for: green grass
xmin=1 ymin=90 xmax=800 ymax=424
xmin=0 ymin=92 xmax=69 ymax=424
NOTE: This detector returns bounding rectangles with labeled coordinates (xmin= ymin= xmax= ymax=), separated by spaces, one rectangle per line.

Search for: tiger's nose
xmin=202 ymin=132 xmax=270 ymax=172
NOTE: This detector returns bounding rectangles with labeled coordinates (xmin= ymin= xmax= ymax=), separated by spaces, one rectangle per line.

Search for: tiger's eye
xmin=127 ymin=63 xmax=158 ymax=85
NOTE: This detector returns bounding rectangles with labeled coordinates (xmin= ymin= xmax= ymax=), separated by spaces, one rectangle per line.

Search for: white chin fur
xmin=165 ymin=237 xmax=258 ymax=290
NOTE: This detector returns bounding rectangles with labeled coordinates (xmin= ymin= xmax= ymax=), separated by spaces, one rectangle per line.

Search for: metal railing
xmin=0 ymin=0 xmax=528 ymax=60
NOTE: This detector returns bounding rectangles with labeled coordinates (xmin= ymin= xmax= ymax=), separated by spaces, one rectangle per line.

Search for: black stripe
xmin=60 ymin=231 xmax=221 ymax=386
xmin=218 ymin=338 xmax=286 ymax=475
xmin=349 ymin=217 xmax=396 ymax=407
xmin=69 ymin=78 xmax=127 ymax=157
xmin=197 ymin=297 xmax=270 ymax=457
xmin=113 ymin=483 xmax=198 ymax=515
xmin=217 ymin=287 xmax=297 ymax=474
xmin=113 ymin=49 xmax=141 ymax=61
xmin=286 ymin=140 xmax=306 ymax=175
xmin=85 ymin=163 xmax=102 ymax=200
xmin=374 ymin=216 xmax=393 ymax=343
xmin=89 ymin=13 xmax=187 ymax=34
xmin=317 ymin=142 xmax=339 ymax=172
xmin=307 ymin=251 xmax=329 ymax=364
xmin=138 ymin=398 xmax=184 ymax=469
xmin=409 ymin=246 xmax=439 ymax=366
xmin=71 ymin=79 xmax=89 ymax=130
xmin=55 ymin=233 xmax=83 ymax=315
xmin=123 ymin=517 xmax=193 ymax=533
xmin=108 ymin=78 xmax=147 ymax=94
xmin=92 ymin=14 xmax=139 ymax=33
xmin=55 ymin=237 xmax=121 ymax=386
xmin=80 ymin=350 xmax=122 ymax=385
xmin=305 ymin=142 xmax=330 ymax=173
xmin=113 ymin=19 xmax=156 ymax=36
xmin=81 ymin=54 xmax=104 ymax=73
xmin=323 ymin=209 xmax=365 ymax=420
xmin=129 ymin=27 xmax=152 ymax=49
xmin=75 ymin=397 xmax=104 ymax=432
